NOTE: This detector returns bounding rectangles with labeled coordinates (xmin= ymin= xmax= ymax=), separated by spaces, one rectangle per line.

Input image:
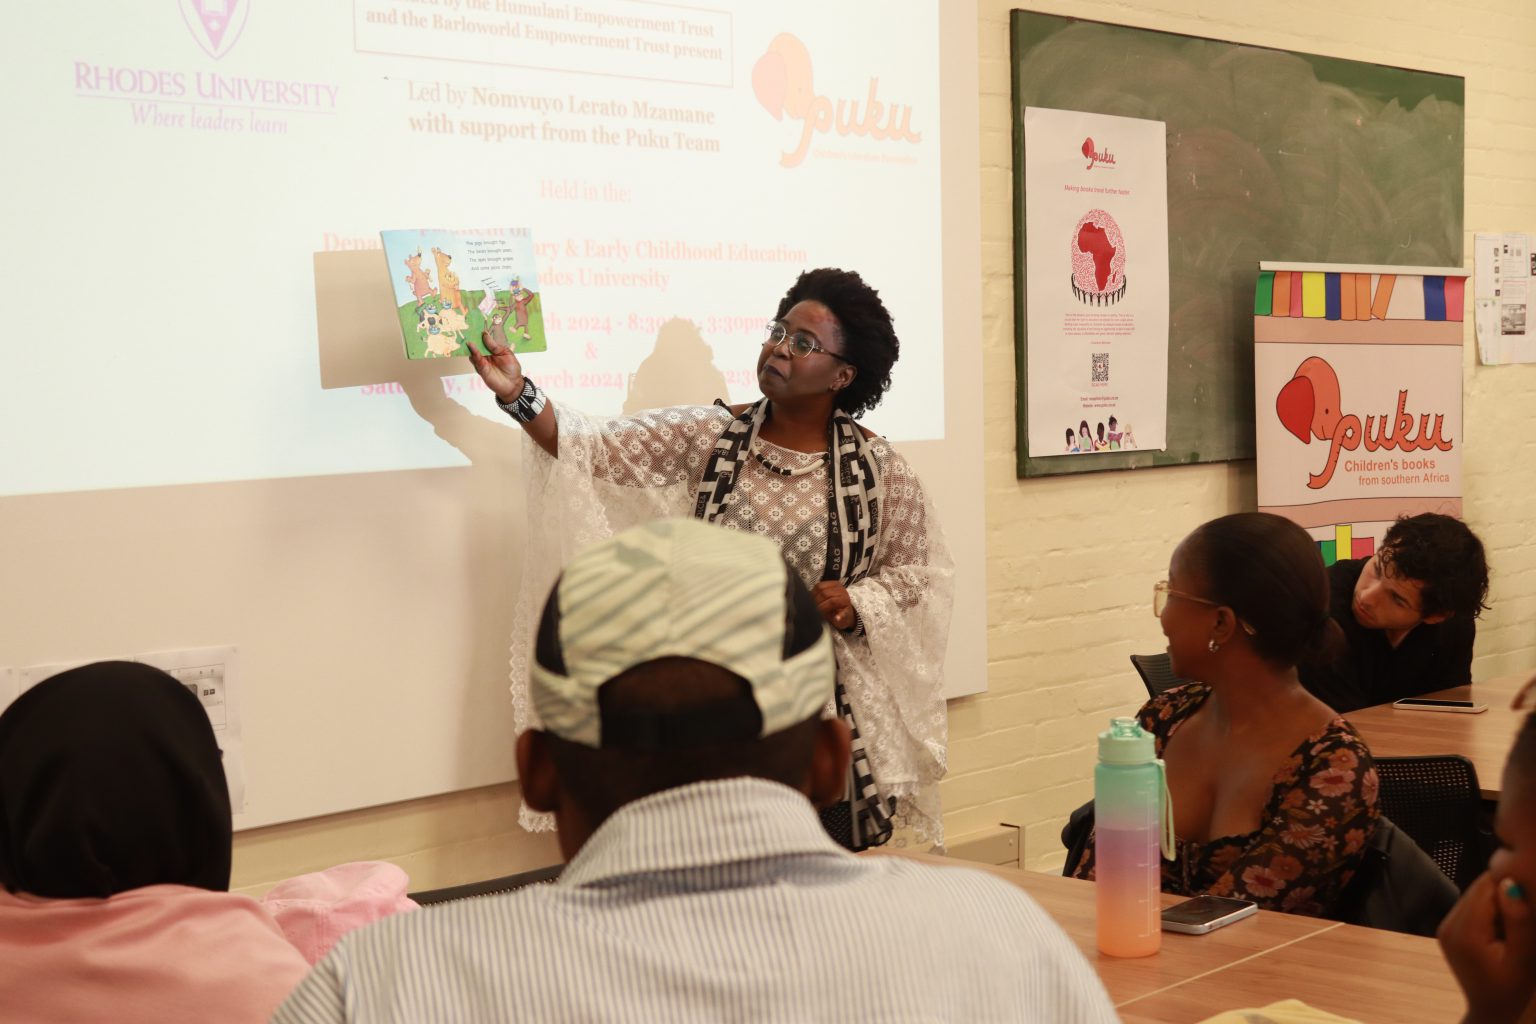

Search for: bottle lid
xmin=1098 ymin=716 xmax=1155 ymax=764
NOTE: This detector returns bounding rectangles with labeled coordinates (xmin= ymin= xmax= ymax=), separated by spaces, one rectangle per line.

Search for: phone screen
xmin=1160 ymin=895 xmax=1255 ymax=926
xmin=1396 ymin=699 xmax=1476 ymax=708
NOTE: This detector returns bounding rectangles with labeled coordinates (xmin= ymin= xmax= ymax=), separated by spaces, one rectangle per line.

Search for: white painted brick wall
xmin=961 ymin=0 xmax=1536 ymax=871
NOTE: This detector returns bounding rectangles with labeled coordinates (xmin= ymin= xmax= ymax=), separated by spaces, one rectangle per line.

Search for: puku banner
xmin=1254 ymin=262 xmax=1468 ymax=564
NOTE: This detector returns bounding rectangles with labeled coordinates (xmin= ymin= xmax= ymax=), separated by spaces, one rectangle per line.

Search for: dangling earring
xmin=1207 ymin=639 xmax=1220 ymax=653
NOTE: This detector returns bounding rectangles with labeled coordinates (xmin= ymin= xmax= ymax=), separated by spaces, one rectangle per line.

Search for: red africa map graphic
xmin=1076 ymin=224 xmax=1115 ymax=289
xmin=1071 ymin=210 xmax=1126 ymax=294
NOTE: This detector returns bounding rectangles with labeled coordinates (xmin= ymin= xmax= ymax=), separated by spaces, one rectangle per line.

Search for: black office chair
xmin=1333 ymin=815 xmax=1459 ymax=936
xmin=1372 ymin=755 xmax=1492 ymax=890
xmin=1060 ymin=800 xmax=1094 ymax=877
xmin=409 ymin=863 xmax=564 ymax=906
xmin=1129 ymin=653 xmax=1189 ymax=699
xmin=1064 ymin=803 xmax=1457 ymax=936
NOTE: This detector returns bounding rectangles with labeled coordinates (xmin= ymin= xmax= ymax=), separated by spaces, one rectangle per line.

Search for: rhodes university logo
xmin=179 ymin=0 xmax=249 ymax=59
xmin=751 ymin=33 xmax=921 ymax=169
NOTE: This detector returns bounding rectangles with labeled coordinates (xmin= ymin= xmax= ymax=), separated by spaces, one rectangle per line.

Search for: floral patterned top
xmin=1071 ymin=684 xmax=1380 ymax=917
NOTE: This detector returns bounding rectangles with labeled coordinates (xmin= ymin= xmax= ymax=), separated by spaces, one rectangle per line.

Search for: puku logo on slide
xmin=1275 ymin=356 xmax=1453 ymax=490
xmin=751 ymin=33 xmax=922 ymax=169
xmin=1081 ymin=137 xmax=1116 ymax=170
xmin=179 ymin=0 xmax=249 ymax=60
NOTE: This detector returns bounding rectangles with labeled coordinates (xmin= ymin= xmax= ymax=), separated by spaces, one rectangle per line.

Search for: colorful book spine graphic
xmin=1315 ymin=523 xmax=1376 ymax=566
xmin=1254 ymin=272 xmax=1464 ymax=322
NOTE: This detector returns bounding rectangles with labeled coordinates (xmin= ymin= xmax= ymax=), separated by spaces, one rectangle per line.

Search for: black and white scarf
xmin=695 ymin=399 xmax=881 ymax=585
xmin=694 ymin=399 xmax=895 ymax=847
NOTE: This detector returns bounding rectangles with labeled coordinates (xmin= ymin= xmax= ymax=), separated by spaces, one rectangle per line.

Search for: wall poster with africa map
xmin=1023 ymin=107 xmax=1169 ymax=459
xmin=1011 ymin=11 xmax=1464 ymax=478
xmin=380 ymin=228 xmax=547 ymax=360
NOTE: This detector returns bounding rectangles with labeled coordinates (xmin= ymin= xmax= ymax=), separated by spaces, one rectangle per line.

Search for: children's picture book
xmin=379 ymin=228 xmax=548 ymax=359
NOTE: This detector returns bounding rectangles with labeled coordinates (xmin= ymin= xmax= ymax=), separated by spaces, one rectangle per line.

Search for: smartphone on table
xmin=1391 ymin=698 xmax=1488 ymax=714
xmin=1160 ymin=895 xmax=1258 ymax=934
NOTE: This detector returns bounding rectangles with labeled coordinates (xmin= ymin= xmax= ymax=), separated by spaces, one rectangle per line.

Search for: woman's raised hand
xmin=468 ymin=316 xmax=525 ymax=401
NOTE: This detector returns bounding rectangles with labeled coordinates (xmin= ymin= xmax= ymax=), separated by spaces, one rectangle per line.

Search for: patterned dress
xmin=1071 ymin=684 xmax=1380 ymax=916
xmin=508 ymin=404 xmax=954 ymax=843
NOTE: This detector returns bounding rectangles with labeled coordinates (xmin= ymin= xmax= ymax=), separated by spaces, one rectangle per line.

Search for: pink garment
xmin=0 ymin=884 xmax=309 ymax=1024
xmin=261 ymin=860 xmax=418 ymax=964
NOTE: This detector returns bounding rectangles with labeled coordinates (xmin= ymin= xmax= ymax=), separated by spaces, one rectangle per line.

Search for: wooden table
xmin=1346 ymin=673 xmax=1528 ymax=799
xmin=870 ymin=851 xmax=1465 ymax=1022
xmin=1116 ymin=923 xmax=1465 ymax=1022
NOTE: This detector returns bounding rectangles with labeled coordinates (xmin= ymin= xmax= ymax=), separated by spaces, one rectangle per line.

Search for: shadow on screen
xmin=624 ymin=317 xmax=730 ymax=413
xmin=313 ymin=249 xmax=474 ymax=390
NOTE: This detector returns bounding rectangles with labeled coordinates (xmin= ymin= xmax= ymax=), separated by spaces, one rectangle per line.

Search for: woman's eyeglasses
xmin=1152 ymin=581 xmax=1256 ymax=635
xmin=762 ymin=321 xmax=853 ymax=362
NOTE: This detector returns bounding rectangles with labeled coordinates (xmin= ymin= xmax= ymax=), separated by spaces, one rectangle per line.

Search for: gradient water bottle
xmin=1094 ymin=717 xmax=1174 ymax=958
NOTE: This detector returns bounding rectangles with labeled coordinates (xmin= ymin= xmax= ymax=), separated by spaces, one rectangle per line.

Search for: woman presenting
xmin=469 ymin=268 xmax=953 ymax=847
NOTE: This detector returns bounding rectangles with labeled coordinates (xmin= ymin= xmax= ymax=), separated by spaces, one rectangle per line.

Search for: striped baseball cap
xmin=530 ymin=518 xmax=835 ymax=749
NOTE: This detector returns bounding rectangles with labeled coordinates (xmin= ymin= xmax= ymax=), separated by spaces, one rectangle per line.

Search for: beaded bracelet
xmin=494 ymin=376 xmax=548 ymax=423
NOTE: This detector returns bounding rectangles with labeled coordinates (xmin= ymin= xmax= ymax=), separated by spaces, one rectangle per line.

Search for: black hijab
xmin=0 ymin=661 xmax=232 ymax=898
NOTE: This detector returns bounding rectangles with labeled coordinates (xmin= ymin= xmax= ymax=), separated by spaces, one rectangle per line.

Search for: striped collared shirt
xmin=274 ymin=778 xmax=1117 ymax=1023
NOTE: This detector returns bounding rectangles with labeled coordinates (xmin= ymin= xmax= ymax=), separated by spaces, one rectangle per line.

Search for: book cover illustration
xmin=380 ymin=228 xmax=547 ymax=359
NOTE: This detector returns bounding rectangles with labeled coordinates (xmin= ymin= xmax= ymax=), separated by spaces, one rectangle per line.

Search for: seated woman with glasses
xmin=1071 ymin=512 xmax=1380 ymax=917
xmin=466 ymin=268 xmax=952 ymax=849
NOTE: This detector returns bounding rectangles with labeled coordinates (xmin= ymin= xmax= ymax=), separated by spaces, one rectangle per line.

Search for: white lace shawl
xmin=509 ymin=403 xmax=953 ymax=843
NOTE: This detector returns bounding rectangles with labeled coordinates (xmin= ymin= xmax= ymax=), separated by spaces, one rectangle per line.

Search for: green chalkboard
xmin=1012 ymin=12 xmax=1464 ymax=478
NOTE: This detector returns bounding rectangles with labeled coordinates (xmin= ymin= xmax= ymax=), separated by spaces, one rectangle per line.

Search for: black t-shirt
xmin=1299 ymin=558 xmax=1476 ymax=714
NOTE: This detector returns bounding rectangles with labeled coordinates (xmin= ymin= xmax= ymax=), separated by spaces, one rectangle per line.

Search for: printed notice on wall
xmin=1023 ymin=107 xmax=1169 ymax=458
xmin=1474 ymin=232 xmax=1536 ymax=364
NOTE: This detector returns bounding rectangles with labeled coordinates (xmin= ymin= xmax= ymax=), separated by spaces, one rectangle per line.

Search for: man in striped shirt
xmin=275 ymin=520 xmax=1117 ymax=1023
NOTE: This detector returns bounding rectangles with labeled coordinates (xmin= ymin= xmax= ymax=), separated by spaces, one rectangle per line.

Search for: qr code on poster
xmin=1091 ymin=352 xmax=1109 ymax=383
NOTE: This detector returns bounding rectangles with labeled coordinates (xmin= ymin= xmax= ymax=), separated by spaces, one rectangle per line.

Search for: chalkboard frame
xmin=1012 ymin=11 xmax=1464 ymax=478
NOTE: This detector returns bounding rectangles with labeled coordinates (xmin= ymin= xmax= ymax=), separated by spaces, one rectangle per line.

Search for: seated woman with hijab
xmin=1071 ymin=513 xmax=1380 ymax=916
xmin=0 ymin=662 xmax=311 ymax=1022
xmin=468 ymin=268 xmax=953 ymax=847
